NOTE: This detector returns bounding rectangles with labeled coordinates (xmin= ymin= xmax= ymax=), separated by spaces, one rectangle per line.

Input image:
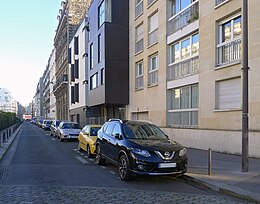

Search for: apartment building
xmin=49 ymin=49 xmax=56 ymax=120
xmin=68 ymin=18 xmax=89 ymax=127
xmin=53 ymin=0 xmax=90 ymax=121
xmin=42 ymin=63 xmax=51 ymax=118
xmin=127 ymin=0 xmax=167 ymax=126
xmin=86 ymin=0 xmax=129 ymax=123
xmin=129 ymin=0 xmax=260 ymax=157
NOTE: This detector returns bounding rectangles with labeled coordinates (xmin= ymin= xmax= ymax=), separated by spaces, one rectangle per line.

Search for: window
xmin=70 ymin=64 xmax=75 ymax=82
xmin=74 ymin=36 xmax=79 ymax=55
xmin=71 ymin=86 xmax=75 ymax=104
xmin=168 ymin=33 xmax=199 ymax=80
xmin=217 ymin=16 xmax=242 ymax=66
xmin=74 ymin=59 xmax=79 ymax=79
xmin=75 ymin=83 xmax=79 ymax=103
xmin=168 ymin=0 xmax=199 ymax=34
xmin=135 ymin=61 xmax=143 ymax=89
xmin=171 ymin=0 xmax=194 ymax=15
xmin=135 ymin=0 xmax=143 ymax=18
xmin=135 ymin=23 xmax=144 ymax=54
xmin=147 ymin=0 xmax=156 ymax=7
xmin=98 ymin=34 xmax=101 ymax=63
xmin=90 ymin=73 xmax=98 ymax=90
xmin=68 ymin=48 xmax=72 ymax=64
xmin=148 ymin=12 xmax=158 ymax=46
xmin=90 ymin=43 xmax=94 ymax=69
xmin=148 ymin=54 xmax=158 ymax=86
xmin=216 ymin=0 xmax=229 ymax=6
xmin=168 ymin=84 xmax=198 ymax=127
xmin=112 ymin=124 xmax=121 ymax=137
xmin=170 ymin=34 xmax=199 ymax=64
xmin=101 ymin=68 xmax=105 ymax=85
xmin=216 ymin=78 xmax=241 ymax=110
xmin=98 ymin=1 xmax=105 ymax=27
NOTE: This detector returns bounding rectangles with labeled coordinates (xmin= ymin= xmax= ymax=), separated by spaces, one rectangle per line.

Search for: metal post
xmin=208 ymin=148 xmax=212 ymax=175
xmin=242 ymin=0 xmax=249 ymax=172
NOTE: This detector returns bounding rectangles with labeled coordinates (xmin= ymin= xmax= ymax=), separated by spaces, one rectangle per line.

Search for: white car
xmin=56 ymin=121 xmax=81 ymax=142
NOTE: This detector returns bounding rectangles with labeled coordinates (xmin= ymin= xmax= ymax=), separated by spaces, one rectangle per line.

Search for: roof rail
xmin=108 ymin=118 xmax=124 ymax=123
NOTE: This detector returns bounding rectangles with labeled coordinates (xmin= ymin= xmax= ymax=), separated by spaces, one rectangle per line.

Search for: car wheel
xmin=119 ymin=154 xmax=131 ymax=181
xmin=86 ymin=145 xmax=93 ymax=158
xmin=95 ymin=145 xmax=105 ymax=165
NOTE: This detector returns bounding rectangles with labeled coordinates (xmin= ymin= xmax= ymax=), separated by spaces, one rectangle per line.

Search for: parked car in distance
xmin=50 ymin=120 xmax=62 ymax=137
xmin=95 ymin=119 xmax=188 ymax=181
xmin=42 ymin=120 xmax=52 ymax=131
xmin=56 ymin=121 xmax=81 ymax=142
xmin=78 ymin=125 xmax=102 ymax=158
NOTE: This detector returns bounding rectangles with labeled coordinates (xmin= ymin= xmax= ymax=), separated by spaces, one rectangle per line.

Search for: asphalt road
xmin=0 ymin=122 xmax=248 ymax=203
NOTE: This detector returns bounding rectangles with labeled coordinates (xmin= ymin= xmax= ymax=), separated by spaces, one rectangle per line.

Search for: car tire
xmin=95 ymin=145 xmax=105 ymax=165
xmin=119 ymin=154 xmax=131 ymax=181
xmin=86 ymin=145 xmax=93 ymax=158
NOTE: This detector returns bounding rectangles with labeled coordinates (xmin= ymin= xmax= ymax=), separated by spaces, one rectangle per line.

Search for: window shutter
xmin=216 ymin=78 xmax=241 ymax=109
xmin=149 ymin=12 xmax=158 ymax=32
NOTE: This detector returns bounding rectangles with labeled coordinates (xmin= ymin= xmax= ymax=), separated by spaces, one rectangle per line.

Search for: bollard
xmin=0 ymin=131 xmax=2 ymax=147
xmin=208 ymin=148 xmax=212 ymax=175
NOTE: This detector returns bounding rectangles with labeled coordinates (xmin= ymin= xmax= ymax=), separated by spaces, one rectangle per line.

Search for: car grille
xmin=154 ymin=151 xmax=175 ymax=160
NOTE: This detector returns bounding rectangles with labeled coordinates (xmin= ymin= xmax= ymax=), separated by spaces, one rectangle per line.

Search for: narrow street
xmin=0 ymin=122 xmax=248 ymax=203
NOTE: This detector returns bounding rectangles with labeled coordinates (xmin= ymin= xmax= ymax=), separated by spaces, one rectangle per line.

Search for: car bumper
xmin=129 ymin=155 xmax=188 ymax=176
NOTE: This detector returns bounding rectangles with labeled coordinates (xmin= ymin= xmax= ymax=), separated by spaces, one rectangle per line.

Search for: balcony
xmin=168 ymin=55 xmax=199 ymax=81
xmin=168 ymin=1 xmax=199 ymax=35
xmin=53 ymin=74 xmax=68 ymax=93
xmin=216 ymin=38 xmax=241 ymax=66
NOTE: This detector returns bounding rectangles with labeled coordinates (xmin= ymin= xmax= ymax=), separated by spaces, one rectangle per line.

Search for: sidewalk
xmin=0 ymin=123 xmax=22 ymax=161
xmin=184 ymin=148 xmax=260 ymax=203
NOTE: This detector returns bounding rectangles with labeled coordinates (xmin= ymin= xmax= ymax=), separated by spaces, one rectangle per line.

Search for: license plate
xmin=158 ymin=163 xmax=176 ymax=168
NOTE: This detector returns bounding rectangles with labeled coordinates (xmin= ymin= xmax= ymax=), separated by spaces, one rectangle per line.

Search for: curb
xmin=182 ymin=175 xmax=260 ymax=204
xmin=0 ymin=123 xmax=23 ymax=162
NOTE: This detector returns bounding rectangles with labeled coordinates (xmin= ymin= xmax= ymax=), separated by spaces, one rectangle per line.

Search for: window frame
xmin=148 ymin=53 xmax=159 ymax=86
xmin=135 ymin=60 xmax=144 ymax=90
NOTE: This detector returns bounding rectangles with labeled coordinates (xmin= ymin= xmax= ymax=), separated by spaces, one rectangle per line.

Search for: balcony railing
xmin=168 ymin=55 xmax=199 ymax=81
xmin=135 ymin=1 xmax=143 ymax=18
xmin=168 ymin=1 xmax=199 ymax=35
xmin=148 ymin=29 xmax=158 ymax=46
xmin=216 ymin=38 xmax=241 ymax=66
xmin=135 ymin=38 xmax=143 ymax=54
xmin=53 ymin=74 xmax=68 ymax=92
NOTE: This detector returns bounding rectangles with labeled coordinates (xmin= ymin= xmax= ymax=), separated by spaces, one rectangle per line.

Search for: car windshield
xmin=63 ymin=123 xmax=81 ymax=129
xmin=46 ymin=121 xmax=52 ymax=124
xmin=122 ymin=123 xmax=168 ymax=140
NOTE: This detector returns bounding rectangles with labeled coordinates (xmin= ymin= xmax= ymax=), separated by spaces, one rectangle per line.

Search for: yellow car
xmin=78 ymin=125 xmax=102 ymax=158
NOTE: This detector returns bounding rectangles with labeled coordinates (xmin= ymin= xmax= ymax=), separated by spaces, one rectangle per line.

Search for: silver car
xmin=56 ymin=121 xmax=81 ymax=142
xmin=50 ymin=120 xmax=62 ymax=137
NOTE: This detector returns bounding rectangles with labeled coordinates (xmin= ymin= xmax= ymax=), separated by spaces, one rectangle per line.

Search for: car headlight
xmin=179 ymin=148 xmax=187 ymax=157
xmin=132 ymin=149 xmax=151 ymax=157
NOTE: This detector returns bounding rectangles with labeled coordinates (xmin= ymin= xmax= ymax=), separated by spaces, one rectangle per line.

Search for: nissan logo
xmin=164 ymin=152 xmax=170 ymax=157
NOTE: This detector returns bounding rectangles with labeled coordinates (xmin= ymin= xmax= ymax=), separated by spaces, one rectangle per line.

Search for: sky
xmin=0 ymin=0 xmax=61 ymax=106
